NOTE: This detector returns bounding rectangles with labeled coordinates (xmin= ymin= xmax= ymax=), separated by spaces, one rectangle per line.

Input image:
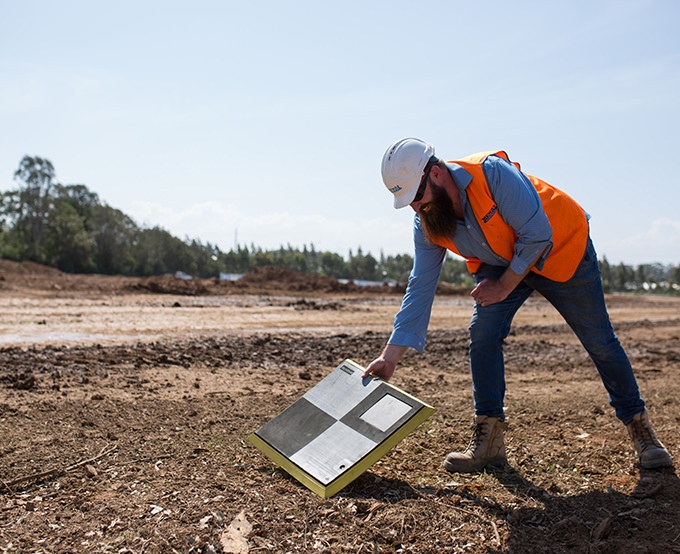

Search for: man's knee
xmin=469 ymin=318 xmax=509 ymax=345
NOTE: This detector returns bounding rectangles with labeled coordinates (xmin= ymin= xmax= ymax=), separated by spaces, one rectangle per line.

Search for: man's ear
xmin=429 ymin=164 xmax=443 ymax=184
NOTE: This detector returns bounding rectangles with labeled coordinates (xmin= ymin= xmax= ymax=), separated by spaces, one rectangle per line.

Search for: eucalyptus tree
xmin=10 ymin=155 xmax=56 ymax=261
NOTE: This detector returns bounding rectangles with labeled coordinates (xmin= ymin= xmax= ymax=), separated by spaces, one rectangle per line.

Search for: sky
xmin=1 ymin=0 xmax=679 ymax=266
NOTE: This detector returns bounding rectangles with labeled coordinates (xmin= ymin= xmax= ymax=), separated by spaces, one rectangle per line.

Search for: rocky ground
xmin=0 ymin=260 xmax=678 ymax=553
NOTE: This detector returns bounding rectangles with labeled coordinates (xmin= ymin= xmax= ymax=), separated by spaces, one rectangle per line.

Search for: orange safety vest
xmin=431 ymin=151 xmax=588 ymax=282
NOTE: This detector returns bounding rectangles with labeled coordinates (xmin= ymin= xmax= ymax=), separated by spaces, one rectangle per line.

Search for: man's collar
xmin=445 ymin=162 xmax=472 ymax=191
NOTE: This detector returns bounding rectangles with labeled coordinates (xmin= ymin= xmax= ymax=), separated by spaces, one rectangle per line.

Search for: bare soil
xmin=0 ymin=260 xmax=678 ymax=554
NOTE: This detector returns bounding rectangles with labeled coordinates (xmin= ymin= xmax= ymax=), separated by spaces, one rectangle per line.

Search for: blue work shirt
xmin=388 ymin=155 xmax=555 ymax=352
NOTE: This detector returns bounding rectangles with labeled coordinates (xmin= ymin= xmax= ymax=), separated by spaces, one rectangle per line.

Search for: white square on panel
xmin=360 ymin=394 xmax=413 ymax=432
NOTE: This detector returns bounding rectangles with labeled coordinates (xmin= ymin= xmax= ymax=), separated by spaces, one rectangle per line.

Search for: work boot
xmin=443 ymin=416 xmax=508 ymax=473
xmin=626 ymin=411 xmax=673 ymax=469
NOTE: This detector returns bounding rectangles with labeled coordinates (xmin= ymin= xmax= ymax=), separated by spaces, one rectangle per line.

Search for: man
xmin=364 ymin=137 xmax=673 ymax=473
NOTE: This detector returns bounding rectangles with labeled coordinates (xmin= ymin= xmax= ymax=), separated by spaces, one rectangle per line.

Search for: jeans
xmin=469 ymin=237 xmax=644 ymax=424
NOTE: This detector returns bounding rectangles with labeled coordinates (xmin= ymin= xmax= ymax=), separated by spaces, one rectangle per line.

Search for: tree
xmin=440 ymin=254 xmax=474 ymax=287
xmin=599 ymin=257 xmax=612 ymax=292
xmin=319 ymin=251 xmax=346 ymax=278
xmin=380 ymin=252 xmax=414 ymax=283
xmin=132 ymin=226 xmax=199 ymax=276
xmin=56 ymin=184 xmax=101 ymax=224
xmin=91 ymin=204 xmax=138 ymax=274
xmin=44 ymin=200 xmax=95 ymax=272
xmin=346 ymin=247 xmax=379 ymax=281
xmin=12 ymin=156 xmax=56 ymax=262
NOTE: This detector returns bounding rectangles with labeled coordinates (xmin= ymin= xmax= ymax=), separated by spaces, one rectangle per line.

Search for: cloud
xmin=596 ymin=217 xmax=680 ymax=265
xmin=128 ymin=200 xmax=412 ymax=258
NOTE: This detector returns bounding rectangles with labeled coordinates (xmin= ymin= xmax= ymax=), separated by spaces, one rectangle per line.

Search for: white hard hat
xmin=381 ymin=138 xmax=435 ymax=209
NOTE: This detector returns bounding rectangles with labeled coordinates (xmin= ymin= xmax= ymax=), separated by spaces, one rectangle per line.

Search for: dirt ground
xmin=0 ymin=260 xmax=678 ymax=554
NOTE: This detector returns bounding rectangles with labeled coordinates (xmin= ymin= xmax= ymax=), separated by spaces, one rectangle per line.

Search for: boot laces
xmin=465 ymin=421 xmax=488 ymax=453
xmin=630 ymin=418 xmax=661 ymax=451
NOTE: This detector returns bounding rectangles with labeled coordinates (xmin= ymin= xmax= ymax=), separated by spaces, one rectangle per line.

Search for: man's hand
xmin=362 ymin=356 xmax=397 ymax=381
xmin=470 ymin=277 xmax=514 ymax=307
xmin=472 ymin=248 xmax=549 ymax=307
xmin=362 ymin=344 xmax=408 ymax=381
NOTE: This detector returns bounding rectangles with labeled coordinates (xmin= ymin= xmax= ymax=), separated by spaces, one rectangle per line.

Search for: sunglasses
xmin=412 ymin=165 xmax=432 ymax=203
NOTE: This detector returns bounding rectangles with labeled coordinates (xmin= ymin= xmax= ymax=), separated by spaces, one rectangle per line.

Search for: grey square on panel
xmin=257 ymin=398 xmax=336 ymax=458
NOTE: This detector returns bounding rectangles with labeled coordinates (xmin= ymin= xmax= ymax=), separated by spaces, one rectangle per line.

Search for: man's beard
xmin=419 ymin=183 xmax=458 ymax=244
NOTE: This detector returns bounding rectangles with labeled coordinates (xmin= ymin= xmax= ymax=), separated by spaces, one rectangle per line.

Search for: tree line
xmin=1 ymin=155 xmax=678 ymax=293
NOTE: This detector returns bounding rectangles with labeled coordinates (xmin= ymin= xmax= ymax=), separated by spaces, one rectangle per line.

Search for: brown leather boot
xmin=443 ymin=416 xmax=508 ymax=473
xmin=626 ymin=411 xmax=673 ymax=469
